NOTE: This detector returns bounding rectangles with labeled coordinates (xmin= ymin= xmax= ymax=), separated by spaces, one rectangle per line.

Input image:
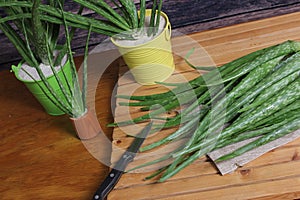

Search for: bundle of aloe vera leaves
xmin=108 ymin=40 xmax=300 ymax=182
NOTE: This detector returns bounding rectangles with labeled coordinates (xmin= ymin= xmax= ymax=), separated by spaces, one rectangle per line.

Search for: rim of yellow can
xmin=111 ymin=9 xmax=174 ymax=85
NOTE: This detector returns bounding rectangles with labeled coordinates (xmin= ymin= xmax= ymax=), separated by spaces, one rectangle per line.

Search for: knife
xmin=92 ymin=122 xmax=153 ymax=200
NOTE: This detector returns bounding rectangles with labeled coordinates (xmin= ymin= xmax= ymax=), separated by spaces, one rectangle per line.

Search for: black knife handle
xmin=92 ymin=152 xmax=135 ymax=200
xmin=92 ymin=122 xmax=153 ymax=200
xmin=92 ymin=168 xmax=122 ymax=200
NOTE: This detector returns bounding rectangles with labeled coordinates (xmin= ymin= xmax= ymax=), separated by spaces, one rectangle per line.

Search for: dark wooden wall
xmin=1 ymin=0 xmax=300 ymax=69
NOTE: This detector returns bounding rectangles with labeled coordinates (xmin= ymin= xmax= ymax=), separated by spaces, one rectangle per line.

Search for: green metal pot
xmin=11 ymin=60 xmax=72 ymax=116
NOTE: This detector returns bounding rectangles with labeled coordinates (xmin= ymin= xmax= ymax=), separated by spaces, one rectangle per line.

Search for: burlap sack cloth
xmin=207 ymin=129 xmax=300 ymax=175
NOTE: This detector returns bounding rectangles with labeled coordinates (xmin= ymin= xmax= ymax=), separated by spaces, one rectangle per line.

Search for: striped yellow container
xmin=111 ymin=10 xmax=174 ymax=85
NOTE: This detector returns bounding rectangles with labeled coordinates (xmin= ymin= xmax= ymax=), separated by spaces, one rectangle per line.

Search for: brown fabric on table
xmin=208 ymin=129 xmax=300 ymax=175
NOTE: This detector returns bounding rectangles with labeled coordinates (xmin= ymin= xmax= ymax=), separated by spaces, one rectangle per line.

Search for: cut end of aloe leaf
xmin=107 ymin=120 xmax=137 ymax=127
xmin=119 ymin=102 xmax=130 ymax=106
xmin=115 ymin=94 xmax=132 ymax=99
xmin=155 ymin=81 xmax=183 ymax=87
xmin=140 ymin=107 xmax=150 ymax=111
xmin=194 ymin=66 xmax=217 ymax=71
xmin=107 ymin=123 xmax=117 ymax=127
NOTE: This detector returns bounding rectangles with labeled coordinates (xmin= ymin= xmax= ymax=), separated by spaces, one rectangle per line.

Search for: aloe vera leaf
xmin=216 ymin=116 xmax=300 ymax=162
xmin=221 ymin=78 xmax=300 ymax=140
xmin=154 ymin=0 xmax=162 ymax=35
xmin=140 ymin=117 xmax=199 ymax=152
xmin=82 ymin=25 xmax=92 ymax=109
xmin=184 ymin=48 xmax=216 ymax=71
xmin=0 ymin=22 xmax=38 ymax=67
xmin=32 ymin=0 xmax=49 ymax=64
xmin=20 ymin=69 xmax=71 ymax=115
xmin=255 ymin=101 xmax=300 ymax=127
xmin=116 ymin=43 xmax=276 ymax=103
xmin=148 ymin=0 xmax=157 ymax=36
xmin=74 ymin=0 xmax=130 ymax=31
xmin=2 ymin=1 xmax=33 ymax=38
xmin=119 ymin=0 xmax=138 ymax=29
xmin=22 ymin=17 xmax=72 ymax=114
xmin=53 ymin=4 xmax=84 ymax=67
xmin=226 ymin=52 xmax=300 ymax=120
xmin=198 ymin=67 xmax=300 ymax=152
xmin=0 ymin=2 xmax=126 ymax=35
xmin=60 ymin=2 xmax=86 ymax=117
xmin=108 ymin=85 xmax=205 ymax=127
xmin=45 ymin=32 xmax=73 ymax=109
xmin=158 ymin=146 xmax=208 ymax=182
xmin=110 ymin=0 xmax=132 ymax=27
xmin=92 ymin=0 xmax=130 ymax=28
xmin=139 ymin=0 xmax=146 ymax=28
xmin=239 ymin=69 xmax=300 ymax=113
xmin=21 ymin=19 xmax=39 ymax=67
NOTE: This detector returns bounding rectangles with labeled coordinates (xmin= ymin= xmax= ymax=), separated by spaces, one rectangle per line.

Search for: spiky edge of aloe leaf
xmin=32 ymin=0 xmax=50 ymax=65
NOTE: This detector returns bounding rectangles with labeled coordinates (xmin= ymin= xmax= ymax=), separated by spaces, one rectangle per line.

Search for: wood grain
xmin=1 ymin=0 xmax=300 ymax=68
xmin=0 ymin=55 xmax=119 ymax=200
xmin=109 ymin=12 xmax=300 ymax=200
xmin=1 ymin=10 xmax=300 ymax=200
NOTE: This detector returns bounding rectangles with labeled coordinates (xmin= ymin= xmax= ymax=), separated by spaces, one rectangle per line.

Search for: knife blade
xmin=92 ymin=122 xmax=153 ymax=200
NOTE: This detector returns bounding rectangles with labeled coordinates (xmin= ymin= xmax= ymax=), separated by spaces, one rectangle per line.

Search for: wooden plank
xmin=110 ymin=160 xmax=300 ymax=200
xmin=250 ymin=191 xmax=300 ymax=200
xmin=158 ymin=176 xmax=300 ymax=200
xmin=110 ymin=141 xmax=300 ymax=189
xmin=1 ymin=1 xmax=300 ymax=68
xmin=109 ymin=12 xmax=300 ymax=200
xmin=0 ymin=55 xmax=119 ymax=199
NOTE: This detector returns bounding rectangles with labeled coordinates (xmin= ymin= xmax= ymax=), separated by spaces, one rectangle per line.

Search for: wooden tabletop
xmin=108 ymin=12 xmax=300 ymax=200
xmin=1 ymin=12 xmax=300 ymax=200
xmin=0 ymin=54 xmax=119 ymax=200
